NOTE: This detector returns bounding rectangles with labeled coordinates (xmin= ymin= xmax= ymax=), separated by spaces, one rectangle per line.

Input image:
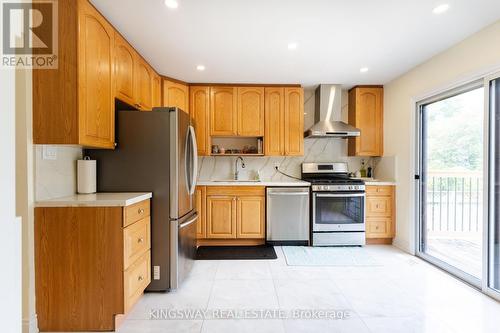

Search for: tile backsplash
xmin=198 ymin=138 xmax=371 ymax=181
xmin=35 ymin=145 xmax=82 ymax=200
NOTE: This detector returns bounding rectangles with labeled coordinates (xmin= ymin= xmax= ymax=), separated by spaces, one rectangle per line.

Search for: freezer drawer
xmin=266 ymin=187 xmax=310 ymax=243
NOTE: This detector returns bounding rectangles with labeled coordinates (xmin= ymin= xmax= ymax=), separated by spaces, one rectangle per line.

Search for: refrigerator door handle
xmin=179 ymin=212 xmax=198 ymax=229
xmin=188 ymin=125 xmax=198 ymax=195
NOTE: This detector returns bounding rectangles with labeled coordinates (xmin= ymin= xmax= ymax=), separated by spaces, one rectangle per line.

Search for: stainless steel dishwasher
xmin=266 ymin=187 xmax=310 ymax=245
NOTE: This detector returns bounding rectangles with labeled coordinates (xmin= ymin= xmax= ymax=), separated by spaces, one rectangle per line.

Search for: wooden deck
xmin=426 ymin=236 xmax=482 ymax=278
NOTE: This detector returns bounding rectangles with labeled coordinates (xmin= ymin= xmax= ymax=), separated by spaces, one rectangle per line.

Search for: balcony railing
xmin=425 ymin=171 xmax=483 ymax=233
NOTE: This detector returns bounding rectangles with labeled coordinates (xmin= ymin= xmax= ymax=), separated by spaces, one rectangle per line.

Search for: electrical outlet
xmin=153 ymin=266 xmax=160 ymax=280
xmin=42 ymin=146 xmax=57 ymax=160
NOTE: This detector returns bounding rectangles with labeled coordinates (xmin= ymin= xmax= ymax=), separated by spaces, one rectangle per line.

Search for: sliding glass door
xmin=487 ymin=75 xmax=500 ymax=298
xmin=417 ymin=73 xmax=500 ymax=300
xmin=417 ymin=82 xmax=485 ymax=286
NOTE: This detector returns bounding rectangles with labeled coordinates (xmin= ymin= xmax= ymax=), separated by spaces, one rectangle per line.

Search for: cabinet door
xmin=114 ymin=33 xmax=136 ymax=107
xmin=210 ymin=87 xmax=237 ymax=136
xmin=237 ymin=87 xmax=264 ymax=136
xmin=206 ymin=196 xmax=236 ymax=239
xmin=151 ymin=73 xmax=162 ymax=107
xmin=195 ymin=186 xmax=206 ymax=239
xmin=135 ymin=57 xmax=153 ymax=110
xmin=78 ymin=0 xmax=115 ymax=148
xmin=264 ymin=87 xmax=284 ymax=155
xmin=163 ymin=80 xmax=189 ymax=113
xmin=190 ymin=86 xmax=210 ymax=156
xmin=348 ymin=87 xmax=383 ymax=156
xmin=366 ymin=217 xmax=392 ymax=238
xmin=236 ymin=196 xmax=265 ymax=239
xmin=284 ymin=88 xmax=304 ymax=155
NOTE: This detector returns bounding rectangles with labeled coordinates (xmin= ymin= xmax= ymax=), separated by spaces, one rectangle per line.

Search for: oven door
xmin=312 ymin=192 xmax=365 ymax=232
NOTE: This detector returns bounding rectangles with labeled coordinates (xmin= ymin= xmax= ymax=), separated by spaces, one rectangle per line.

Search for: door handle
xmin=179 ymin=213 xmax=198 ymax=229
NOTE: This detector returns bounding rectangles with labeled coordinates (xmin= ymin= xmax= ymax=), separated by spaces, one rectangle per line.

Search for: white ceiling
xmin=92 ymin=0 xmax=500 ymax=87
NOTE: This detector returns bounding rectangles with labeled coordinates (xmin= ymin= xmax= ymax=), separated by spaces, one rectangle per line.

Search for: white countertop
xmin=197 ymin=180 xmax=311 ymax=187
xmin=36 ymin=192 xmax=152 ymax=207
xmin=355 ymin=178 xmax=396 ymax=186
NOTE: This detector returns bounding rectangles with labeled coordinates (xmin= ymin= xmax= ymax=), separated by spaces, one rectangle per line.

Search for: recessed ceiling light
xmin=432 ymin=4 xmax=450 ymax=14
xmin=360 ymin=67 xmax=369 ymax=73
xmin=196 ymin=65 xmax=205 ymax=71
xmin=164 ymin=0 xmax=178 ymax=9
xmin=287 ymin=42 xmax=298 ymax=50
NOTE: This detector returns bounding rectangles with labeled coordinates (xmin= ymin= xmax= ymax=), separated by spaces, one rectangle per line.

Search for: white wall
xmin=385 ymin=20 xmax=500 ymax=253
xmin=1 ymin=58 xmax=22 ymax=332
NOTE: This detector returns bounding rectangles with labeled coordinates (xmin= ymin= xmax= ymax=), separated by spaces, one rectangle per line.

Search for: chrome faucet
xmin=234 ymin=156 xmax=246 ymax=180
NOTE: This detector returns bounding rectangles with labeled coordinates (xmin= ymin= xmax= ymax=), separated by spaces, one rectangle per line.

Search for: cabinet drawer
xmin=366 ymin=218 xmax=392 ymax=238
xmin=123 ymin=217 xmax=151 ymax=269
xmin=366 ymin=185 xmax=393 ymax=196
xmin=124 ymin=251 xmax=151 ymax=312
xmin=366 ymin=196 xmax=392 ymax=217
xmin=124 ymin=199 xmax=150 ymax=227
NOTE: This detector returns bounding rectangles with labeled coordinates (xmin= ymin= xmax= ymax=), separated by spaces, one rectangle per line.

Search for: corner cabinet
xmin=190 ymin=86 xmax=211 ymax=156
xmin=348 ymin=86 xmax=384 ymax=157
xmin=198 ymin=186 xmax=265 ymax=245
xmin=163 ymin=79 xmax=189 ymax=114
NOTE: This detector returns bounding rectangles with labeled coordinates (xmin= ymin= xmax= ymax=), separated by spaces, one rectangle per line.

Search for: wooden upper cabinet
xmin=206 ymin=195 xmax=236 ymax=239
xmin=237 ymin=87 xmax=264 ymax=136
xmin=114 ymin=32 xmax=135 ymax=106
xmin=348 ymin=86 xmax=383 ymax=157
xmin=210 ymin=87 xmax=238 ymax=136
xmin=163 ymin=79 xmax=189 ymax=113
xmin=190 ymin=86 xmax=210 ymax=156
xmin=264 ymin=88 xmax=285 ymax=155
xmin=284 ymin=87 xmax=304 ymax=156
xmin=135 ymin=57 xmax=153 ymax=110
xmin=151 ymin=73 xmax=162 ymax=107
xmin=236 ymin=196 xmax=265 ymax=238
xmin=78 ymin=0 xmax=115 ymax=148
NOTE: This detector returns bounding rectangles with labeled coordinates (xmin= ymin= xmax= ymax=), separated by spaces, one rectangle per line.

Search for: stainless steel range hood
xmin=305 ymin=84 xmax=360 ymax=138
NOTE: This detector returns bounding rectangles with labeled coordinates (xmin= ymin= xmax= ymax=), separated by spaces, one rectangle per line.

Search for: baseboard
xmin=22 ymin=313 xmax=38 ymax=333
xmin=366 ymin=238 xmax=393 ymax=245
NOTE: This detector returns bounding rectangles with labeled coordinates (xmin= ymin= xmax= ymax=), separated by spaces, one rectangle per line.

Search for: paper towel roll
xmin=77 ymin=157 xmax=96 ymax=194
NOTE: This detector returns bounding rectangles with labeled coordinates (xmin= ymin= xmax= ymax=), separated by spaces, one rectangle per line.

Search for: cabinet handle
xmin=138 ymin=208 xmax=145 ymax=214
xmin=137 ymin=237 xmax=144 ymax=243
xmin=376 ymin=204 xmax=379 ymax=209
xmin=138 ymin=275 xmax=144 ymax=281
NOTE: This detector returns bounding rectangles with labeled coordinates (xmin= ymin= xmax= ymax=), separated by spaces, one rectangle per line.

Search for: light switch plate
xmin=42 ymin=146 xmax=57 ymax=160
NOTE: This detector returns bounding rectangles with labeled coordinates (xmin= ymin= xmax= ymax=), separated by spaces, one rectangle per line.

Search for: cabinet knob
xmin=375 ymin=226 xmax=379 ymax=230
xmin=138 ymin=275 xmax=144 ymax=281
xmin=138 ymin=208 xmax=145 ymax=214
xmin=137 ymin=237 xmax=144 ymax=243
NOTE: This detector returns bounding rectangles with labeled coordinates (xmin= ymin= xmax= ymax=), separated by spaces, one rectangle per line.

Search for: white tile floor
xmin=118 ymin=245 xmax=500 ymax=333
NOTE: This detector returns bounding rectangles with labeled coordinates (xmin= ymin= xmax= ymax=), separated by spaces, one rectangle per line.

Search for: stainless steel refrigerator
xmin=87 ymin=107 xmax=198 ymax=291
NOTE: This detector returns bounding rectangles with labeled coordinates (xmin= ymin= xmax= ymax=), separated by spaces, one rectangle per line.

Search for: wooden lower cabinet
xmin=365 ymin=185 xmax=395 ymax=242
xmin=34 ymin=199 xmax=151 ymax=332
xmin=237 ymin=196 xmax=265 ymax=238
xmin=197 ymin=186 xmax=265 ymax=244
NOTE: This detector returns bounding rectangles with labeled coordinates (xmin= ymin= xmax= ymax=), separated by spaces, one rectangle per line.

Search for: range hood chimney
xmin=304 ymin=84 xmax=360 ymax=138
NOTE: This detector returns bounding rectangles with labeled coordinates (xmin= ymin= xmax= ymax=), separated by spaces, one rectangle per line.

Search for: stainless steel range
xmin=302 ymin=162 xmax=366 ymax=246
